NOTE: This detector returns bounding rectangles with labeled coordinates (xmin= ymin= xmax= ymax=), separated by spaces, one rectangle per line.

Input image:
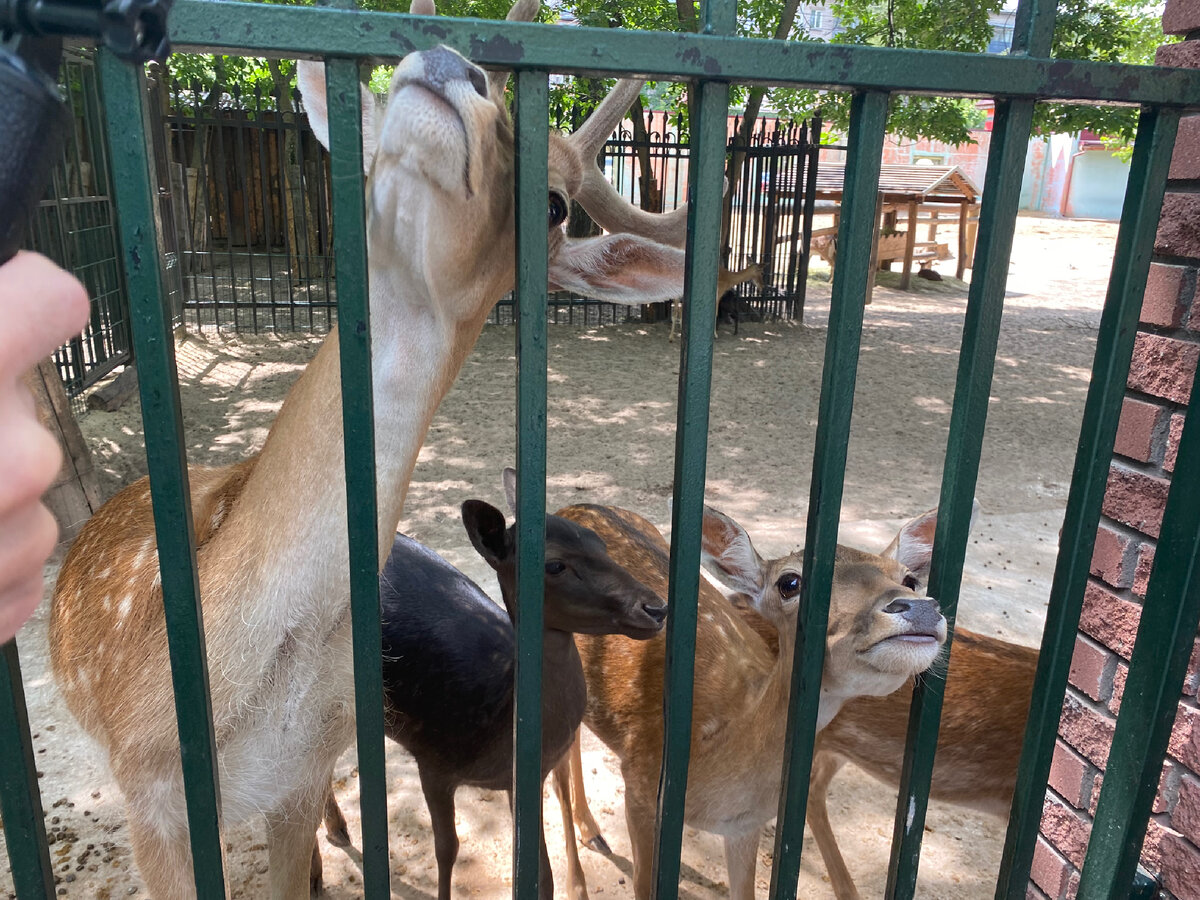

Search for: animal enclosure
xmin=3 ymin=2 xmax=1200 ymax=900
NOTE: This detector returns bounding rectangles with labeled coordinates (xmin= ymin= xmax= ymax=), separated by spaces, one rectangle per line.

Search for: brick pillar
xmin=1030 ymin=4 xmax=1200 ymax=897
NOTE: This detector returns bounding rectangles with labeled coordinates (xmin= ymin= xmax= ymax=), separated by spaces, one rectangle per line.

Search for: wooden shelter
xmin=775 ymin=163 xmax=981 ymax=291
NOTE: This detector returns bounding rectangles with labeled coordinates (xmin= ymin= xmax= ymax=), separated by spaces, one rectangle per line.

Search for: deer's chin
xmin=859 ymin=632 xmax=944 ymax=677
xmin=380 ymin=83 xmax=474 ymax=197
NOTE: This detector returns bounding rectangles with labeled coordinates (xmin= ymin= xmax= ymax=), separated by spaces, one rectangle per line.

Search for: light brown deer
xmin=548 ymin=502 xmax=949 ymax=900
xmin=48 ymin=5 xmax=702 ymax=895
xmin=806 ymin=627 xmax=1037 ymax=899
xmin=668 ymin=262 xmax=764 ymax=342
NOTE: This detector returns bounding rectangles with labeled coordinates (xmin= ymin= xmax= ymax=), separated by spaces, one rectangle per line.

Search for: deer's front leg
xmin=268 ymin=797 xmax=327 ymax=900
xmin=723 ymin=829 xmax=760 ymax=900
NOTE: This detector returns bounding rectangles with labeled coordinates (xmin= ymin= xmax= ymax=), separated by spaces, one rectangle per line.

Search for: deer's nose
xmin=643 ymin=602 xmax=668 ymax=624
xmin=883 ymin=598 xmax=911 ymax=615
xmin=423 ymin=46 xmax=489 ymax=99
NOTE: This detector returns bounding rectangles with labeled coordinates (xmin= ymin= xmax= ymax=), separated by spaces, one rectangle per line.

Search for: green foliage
xmin=166 ymin=0 xmax=1172 ymax=148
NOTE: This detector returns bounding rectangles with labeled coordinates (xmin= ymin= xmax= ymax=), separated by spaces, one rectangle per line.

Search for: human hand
xmin=0 ymin=252 xmax=89 ymax=643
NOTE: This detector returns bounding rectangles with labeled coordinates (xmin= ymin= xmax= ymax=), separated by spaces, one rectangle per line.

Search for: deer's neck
xmin=204 ymin=274 xmax=489 ymax=636
xmin=539 ymin=630 xmax=588 ymax=765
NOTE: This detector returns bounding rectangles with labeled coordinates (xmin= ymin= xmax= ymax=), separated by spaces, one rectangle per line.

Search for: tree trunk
xmin=26 ymin=361 xmax=104 ymax=541
xmin=720 ymin=0 xmax=804 ymax=254
xmin=629 ymin=97 xmax=663 ymax=213
xmin=269 ymin=59 xmax=309 ymax=278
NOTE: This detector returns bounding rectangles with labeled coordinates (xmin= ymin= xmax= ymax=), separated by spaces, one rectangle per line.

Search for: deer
xmin=805 ymin=626 xmax=1037 ymax=899
xmin=312 ymin=494 xmax=666 ymax=899
xmin=668 ymin=262 xmax=764 ymax=342
xmin=680 ymin=504 xmax=1037 ymax=900
xmin=48 ymin=3 xmax=704 ymax=895
xmin=546 ymin=499 xmax=950 ymax=900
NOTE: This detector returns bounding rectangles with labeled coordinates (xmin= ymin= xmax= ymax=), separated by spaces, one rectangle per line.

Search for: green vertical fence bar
xmin=1076 ymin=351 xmax=1200 ymax=896
xmin=97 ymin=49 xmax=227 ymax=897
xmin=651 ymin=3 xmax=733 ymax=897
xmin=324 ymin=56 xmax=389 ymax=899
xmin=884 ymin=93 xmax=1039 ymax=898
xmin=511 ymin=68 xmax=550 ymax=900
xmin=0 ymin=641 xmax=55 ymax=900
xmin=994 ymin=104 xmax=1180 ymax=900
xmin=767 ymin=88 xmax=890 ymax=900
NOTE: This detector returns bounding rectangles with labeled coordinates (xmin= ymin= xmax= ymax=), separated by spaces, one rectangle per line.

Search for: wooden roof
xmin=814 ymin=163 xmax=980 ymax=204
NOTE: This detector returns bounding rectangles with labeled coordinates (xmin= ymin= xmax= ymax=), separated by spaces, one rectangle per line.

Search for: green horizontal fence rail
xmin=4 ymin=1 xmax=1200 ymax=899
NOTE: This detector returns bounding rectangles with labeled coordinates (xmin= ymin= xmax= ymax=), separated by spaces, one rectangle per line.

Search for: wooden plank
xmin=901 ymin=200 xmax=919 ymax=289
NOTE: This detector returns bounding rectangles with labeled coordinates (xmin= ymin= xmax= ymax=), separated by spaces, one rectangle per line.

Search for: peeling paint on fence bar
xmin=768 ymin=88 xmax=890 ymax=900
xmin=512 ymin=68 xmax=551 ymax=900
xmin=97 ymin=48 xmax=228 ymax=898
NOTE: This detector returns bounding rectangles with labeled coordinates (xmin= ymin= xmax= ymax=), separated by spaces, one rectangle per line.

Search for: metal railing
xmin=25 ymin=48 xmax=131 ymax=402
xmin=3 ymin=1 xmax=1200 ymax=899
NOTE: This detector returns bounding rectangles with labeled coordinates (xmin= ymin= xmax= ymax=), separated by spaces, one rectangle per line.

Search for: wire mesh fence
xmin=25 ymin=48 xmax=132 ymax=405
xmin=151 ymin=70 xmax=820 ymax=333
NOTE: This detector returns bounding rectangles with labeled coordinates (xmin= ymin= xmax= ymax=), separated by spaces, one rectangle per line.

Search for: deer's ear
xmin=501 ymin=467 xmax=518 ymax=515
xmin=296 ymin=60 xmax=379 ymax=175
xmin=462 ymin=500 xmax=511 ymax=567
xmin=698 ymin=506 xmax=765 ymax=599
xmin=547 ymin=234 xmax=687 ymax=306
xmin=882 ymin=499 xmax=980 ymax=582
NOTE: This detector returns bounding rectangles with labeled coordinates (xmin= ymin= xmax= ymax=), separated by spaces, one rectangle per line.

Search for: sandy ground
xmin=3 ymin=213 xmax=1118 ymax=899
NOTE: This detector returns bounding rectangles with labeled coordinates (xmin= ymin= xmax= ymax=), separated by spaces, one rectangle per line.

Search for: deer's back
xmin=49 ymin=459 xmax=258 ymax=751
xmin=379 ymin=534 xmax=584 ymax=789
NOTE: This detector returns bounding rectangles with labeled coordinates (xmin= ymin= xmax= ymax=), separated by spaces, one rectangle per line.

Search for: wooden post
xmin=24 ymin=361 xmax=103 ymax=543
xmin=900 ymin=199 xmax=919 ymax=290
xmin=957 ymin=202 xmax=970 ymax=279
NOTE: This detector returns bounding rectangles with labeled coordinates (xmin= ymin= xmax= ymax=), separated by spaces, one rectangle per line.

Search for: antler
xmin=565 ymin=78 xmax=691 ymax=249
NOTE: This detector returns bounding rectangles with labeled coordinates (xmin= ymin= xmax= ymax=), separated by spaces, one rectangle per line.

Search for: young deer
xmin=668 ymin=262 xmax=764 ymax=342
xmin=313 ymin=499 xmax=666 ymax=899
xmin=49 ymin=4 xmax=698 ymax=895
xmin=806 ymin=628 xmax=1036 ymax=899
xmin=549 ymin=502 xmax=949 ymax=900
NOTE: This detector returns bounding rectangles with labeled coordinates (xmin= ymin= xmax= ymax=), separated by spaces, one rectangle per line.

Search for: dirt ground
xmin=3 ymin=213 xmax=1118 ymax=899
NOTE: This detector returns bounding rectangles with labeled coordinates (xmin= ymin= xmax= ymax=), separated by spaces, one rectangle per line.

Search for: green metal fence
xmin=3 ymin=1 xmax=1200 ymax=898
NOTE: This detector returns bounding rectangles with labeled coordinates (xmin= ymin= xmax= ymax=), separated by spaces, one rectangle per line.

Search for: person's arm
xmin=0 ymin=251 xmax=89 ymax=642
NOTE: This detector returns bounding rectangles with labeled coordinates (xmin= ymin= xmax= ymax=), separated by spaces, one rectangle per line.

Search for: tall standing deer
xmin=548 ymin=502 xmax=949 ymax=900
xmin=48 ymin=4 xmax=702 ymax=895
xmin=313 ymin=498 xmax=666 ymax=899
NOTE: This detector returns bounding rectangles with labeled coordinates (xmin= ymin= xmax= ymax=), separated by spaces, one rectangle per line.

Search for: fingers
xmin=0 ymin=252 xmax=85 ymax=642
xmin=0 ymin=500 xmax=58 ymax=643
xmin=0 ymin=251 xmax=89 ymax=379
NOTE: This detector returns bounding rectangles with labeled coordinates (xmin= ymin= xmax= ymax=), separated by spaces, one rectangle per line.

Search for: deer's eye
xmin=546 ymin=560 xmax=566 ymax=575
xmin=902 ymin=574 xmax=919 ymax=590
xmin=548 ymin=192 xmax=569 ymax=228
xmin=777 ymin=573 xmax=802 ymax=600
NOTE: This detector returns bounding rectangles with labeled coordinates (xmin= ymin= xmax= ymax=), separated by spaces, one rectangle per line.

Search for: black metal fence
xmin=26 ymin=49 xmax=131 ymax=402
xmin=152 ymin=75 xmax=820 ymax=333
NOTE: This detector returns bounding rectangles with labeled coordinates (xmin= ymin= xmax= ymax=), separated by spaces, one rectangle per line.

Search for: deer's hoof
xmin=583 ymin=833 xmax=612 ymax=856
xmin=326 ymin=825 xmax=352 ymax=848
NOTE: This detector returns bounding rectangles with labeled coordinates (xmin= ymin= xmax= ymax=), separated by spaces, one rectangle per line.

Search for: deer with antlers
xmin=548 ymin=502 xmax=950 ymax=900
xmin=48 ymin=3 xmax=704 ymax=895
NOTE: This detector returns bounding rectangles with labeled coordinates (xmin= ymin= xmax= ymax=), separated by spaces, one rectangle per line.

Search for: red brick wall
xmin=1031 ymin=3 xmax=1200 ymax=896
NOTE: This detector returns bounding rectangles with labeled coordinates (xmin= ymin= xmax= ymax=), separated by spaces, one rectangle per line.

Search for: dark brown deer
xmin=314 ymin=499 xmax=665 ymax=898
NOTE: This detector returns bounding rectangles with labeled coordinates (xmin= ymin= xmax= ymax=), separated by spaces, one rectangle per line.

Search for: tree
xmin=769 ymin=0 xmax=1169 ymax=146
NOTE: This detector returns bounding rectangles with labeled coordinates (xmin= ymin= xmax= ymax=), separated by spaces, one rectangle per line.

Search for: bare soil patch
xmin=4 ymin=213 xmax=1118 ymax=899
